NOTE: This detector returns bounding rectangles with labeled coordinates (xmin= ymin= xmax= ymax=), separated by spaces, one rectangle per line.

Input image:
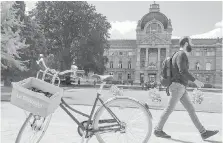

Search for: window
xmin=206 ymin=63 xmax=211 ymax=70
xmin=140 ymin=73 xmax=144 ymax=83
xmin=127 ymin=73 xmax=131 ymax=80
xmin=118 ymin=61 xmax=122 ymax=68
xmin=195 ymin=62 xmax=200 ymax=70
xmin=207 ymin=50 xmax=212 ymax=56
xmin=205 ymin=75 xmax=210 ymax=82
xmin=128 ymin=61 xmax=131 ymax=69
xmin=119 ymin=52 xmax=123 ymax=56
xmin=128 ymin=52 xmax=133 ymax=56
xmin=146 ymin=23 xmax=162 ymax=33
xmin=195 ymin=51 xmax=201 ymax=56
xmin=118 ymin=73 xmax=122 ymax=80
xmin=140 ymin=60 xmax=145 ymax=68
xmin=207 ymin=51 xmax=215 ymax=56
xmin=109 ymin=61 xmax=113 ymax=68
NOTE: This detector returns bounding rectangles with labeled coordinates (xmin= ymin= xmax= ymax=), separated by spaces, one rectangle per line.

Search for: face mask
xmin=186 ymin=44 xmax=192 ymax=52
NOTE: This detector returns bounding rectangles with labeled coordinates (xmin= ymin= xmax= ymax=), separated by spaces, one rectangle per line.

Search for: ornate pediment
xmin=139 ymin=34 xmax=170 ymax=45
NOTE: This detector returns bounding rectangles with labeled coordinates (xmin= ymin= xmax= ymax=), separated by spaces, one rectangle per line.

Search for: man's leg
xmin=180 ymin=91 xmax=219 ymax=140
xmin=155 ymin=83 xmax=185 ymax=131
xmin=180 ymin=91 xmax=206 ymax=134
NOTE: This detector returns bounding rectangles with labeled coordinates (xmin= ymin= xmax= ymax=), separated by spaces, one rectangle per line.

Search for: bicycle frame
xmin=36 ymin=69 xmax=122 ymax=138
xmin=59 ymin=87 xmax=122 ymax=138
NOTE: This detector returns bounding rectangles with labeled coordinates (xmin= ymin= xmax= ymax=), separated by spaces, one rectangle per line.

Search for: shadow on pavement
xmin=168 ymin=138 xmax=223 ymax=143
xmin=205 ymin=140 xmax=222 ymax=143
xmin=167 ymin=138 xmax=196 ymax=143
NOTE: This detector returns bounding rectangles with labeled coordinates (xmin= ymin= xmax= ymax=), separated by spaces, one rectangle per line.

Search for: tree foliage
xmin=31 ymin=1 xmax=111 ymax=74
xmin=1 ymin=1 xmax=28 ymax=71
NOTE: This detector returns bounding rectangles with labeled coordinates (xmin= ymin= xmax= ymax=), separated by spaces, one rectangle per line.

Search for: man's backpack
xmin=160 ymin=51 xmax=178 ymax=87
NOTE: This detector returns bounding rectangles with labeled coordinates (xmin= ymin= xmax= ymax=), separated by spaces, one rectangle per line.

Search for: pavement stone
xmin=1 ymin=88 xmax=222 ymax=113
xmin=1 ymin=102 xmax=222 ymax=143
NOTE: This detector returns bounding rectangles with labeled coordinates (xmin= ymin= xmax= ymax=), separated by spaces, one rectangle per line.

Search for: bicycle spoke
xmin=16 ymin=114 xmax=51 ymax=143
xmin=128 ymin=129 xmax=145 ymax=143
xmin=94 ymin=98 xmax=152 ymax=143
xmin=128 ymin=111 xmax=146 ymax=124
xmin=127 ymin=131 xmax=141 ymax=143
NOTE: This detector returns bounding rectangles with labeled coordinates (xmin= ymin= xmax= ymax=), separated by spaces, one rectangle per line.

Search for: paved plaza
xmin=1 ymin=88 xmax=222 ymax=143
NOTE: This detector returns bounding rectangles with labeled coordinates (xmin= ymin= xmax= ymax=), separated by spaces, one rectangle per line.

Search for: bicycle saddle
xmin=91 ymin=74 xmax=113 ymax=81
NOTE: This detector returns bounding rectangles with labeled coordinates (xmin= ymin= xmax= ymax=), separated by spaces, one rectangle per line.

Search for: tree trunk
xmin=3 ymin=68 xmax=12 ymax=86
xmin=62 ymin=46 xmax=72 ymax=70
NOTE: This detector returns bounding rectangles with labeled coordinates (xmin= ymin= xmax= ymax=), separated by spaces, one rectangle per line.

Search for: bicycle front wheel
xmin=15 ymin=113 xmax=52 ymax=143
xmin=93 ymin=97 xmax=152 ymax=143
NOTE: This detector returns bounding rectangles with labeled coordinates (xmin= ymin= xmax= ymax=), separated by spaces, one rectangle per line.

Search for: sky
xmin=25 ymin=1 xmax=222 ymax=39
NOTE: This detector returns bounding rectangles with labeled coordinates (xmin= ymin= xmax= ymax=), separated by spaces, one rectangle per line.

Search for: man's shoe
xmin=201 ymin=130 xmax=219 ymax=140
xmin=154 ymin=130 xmax=171 ymax=138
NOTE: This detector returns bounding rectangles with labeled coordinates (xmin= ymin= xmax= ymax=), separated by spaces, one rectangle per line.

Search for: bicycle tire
xmin=15 ymin=113 xmax=52 ymax=143
xmin=93 ymin=97 xmax=152 ymax=143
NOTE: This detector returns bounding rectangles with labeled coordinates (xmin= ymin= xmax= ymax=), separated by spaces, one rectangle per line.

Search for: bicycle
xmin=11 ymin=68 xmax=153 ymax=143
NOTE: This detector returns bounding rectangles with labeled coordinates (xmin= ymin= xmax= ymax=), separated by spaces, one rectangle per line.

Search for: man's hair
xmin=179 ymin=37 xmax=190 ymax=47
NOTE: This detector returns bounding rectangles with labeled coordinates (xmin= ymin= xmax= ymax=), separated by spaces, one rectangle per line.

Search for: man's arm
xmin=176 ymin=52 xmax=195 ymax=82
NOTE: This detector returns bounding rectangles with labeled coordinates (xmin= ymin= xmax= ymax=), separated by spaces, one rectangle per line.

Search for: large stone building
xmin=104 ymin=2 xmax=222 ymax=87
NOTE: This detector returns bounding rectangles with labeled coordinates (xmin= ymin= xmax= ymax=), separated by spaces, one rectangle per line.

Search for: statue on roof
xmin=168 ymin=19 xmax=172 ymax=27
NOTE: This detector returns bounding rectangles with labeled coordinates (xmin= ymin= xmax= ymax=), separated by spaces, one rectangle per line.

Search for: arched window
xmin=146 ymin=22 xmax=162 ymax=33
xmin=206 ymin=62 xmax=211 ymax=70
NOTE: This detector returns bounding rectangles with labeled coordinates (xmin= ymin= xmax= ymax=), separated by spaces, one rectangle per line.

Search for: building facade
xmin=104 ymin=3 xmax=222 ymax=87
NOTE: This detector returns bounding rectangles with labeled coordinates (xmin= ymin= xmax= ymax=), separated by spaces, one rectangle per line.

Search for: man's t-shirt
xmin=171 ymin=50 xmax=195 ymax=86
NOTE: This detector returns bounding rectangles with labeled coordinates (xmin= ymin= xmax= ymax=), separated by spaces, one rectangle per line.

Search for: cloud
xmin=109 ymin=21 xmax=182 ymax=39
xmin=191 ymin=20 xmax=222 ymax=38
xmin=109 ymin=21 xmax=137 ymax=39
xmin=171 ymin=36 xmax=180 ymax=39
xmin=109 ymin=20 xmax=223 ymax=39
xmin=215 ymin=21 xmax=223 ymax=28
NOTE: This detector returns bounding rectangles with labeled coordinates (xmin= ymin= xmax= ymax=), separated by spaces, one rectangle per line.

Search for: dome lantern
xmin=149 ymin=1 xmax=160 ymax=12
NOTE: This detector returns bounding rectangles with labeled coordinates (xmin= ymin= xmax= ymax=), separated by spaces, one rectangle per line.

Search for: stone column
xmin=166 ymin=47 xmax=170 ymax=57
xmin=135 ymin=48 xmax=141 ymax=84
xmin=145 ymin=48 xmax=148 ymax=68
xmin=157 ymin=48 xmax=161 ymax=83
xmin=145 ymin=48 xmax=149 ymax=82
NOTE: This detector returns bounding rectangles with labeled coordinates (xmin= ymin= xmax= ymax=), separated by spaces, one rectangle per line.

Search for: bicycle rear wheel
xmin=93 ymin=97 xmax=152 ymax=143
xmin=15 ymin=113 xmax=52 ymax=143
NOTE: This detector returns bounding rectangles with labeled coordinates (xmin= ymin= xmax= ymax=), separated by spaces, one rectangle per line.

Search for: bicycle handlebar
xmin=36 ymin=59 xmax=110 ymax=94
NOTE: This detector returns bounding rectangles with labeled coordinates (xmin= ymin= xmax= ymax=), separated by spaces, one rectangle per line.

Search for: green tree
xmin=31 ymin=1 xmax=111 ymax=74
xmin=1 ymin=1 xmax=28 ymax=85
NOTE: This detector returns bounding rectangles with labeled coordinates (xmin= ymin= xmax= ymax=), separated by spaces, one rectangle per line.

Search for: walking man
xmin=154 ymin=37 xmax=219 ymax=140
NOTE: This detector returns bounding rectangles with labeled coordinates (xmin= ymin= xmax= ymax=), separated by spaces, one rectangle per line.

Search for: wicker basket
xmin=10 ymin=77 xmax=63 ymax=117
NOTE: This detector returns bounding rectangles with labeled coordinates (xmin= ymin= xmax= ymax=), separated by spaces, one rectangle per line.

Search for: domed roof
xmin=140 ymin=12 xmax=169 ymax=30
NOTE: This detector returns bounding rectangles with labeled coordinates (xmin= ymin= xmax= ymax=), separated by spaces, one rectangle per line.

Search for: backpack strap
xmin=170 ymin=50 xmax=179 ymax=77
xmin=166 ymin=50 xmax=179 ymax=96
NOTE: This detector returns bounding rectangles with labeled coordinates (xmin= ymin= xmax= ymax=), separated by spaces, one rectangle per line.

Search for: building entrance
xmin=148 ymin=74 xmax=156 ymax=82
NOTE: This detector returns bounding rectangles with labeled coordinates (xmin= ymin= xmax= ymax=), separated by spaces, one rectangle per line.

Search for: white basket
xmin=10 ymin=77 xmax=63 ymax=117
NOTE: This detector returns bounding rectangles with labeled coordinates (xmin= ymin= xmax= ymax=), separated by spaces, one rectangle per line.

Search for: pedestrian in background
xmin=94 ymin=80 xmax=96 ymax=88
xmin=78 ymin=79 xmax=80 ymax=86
